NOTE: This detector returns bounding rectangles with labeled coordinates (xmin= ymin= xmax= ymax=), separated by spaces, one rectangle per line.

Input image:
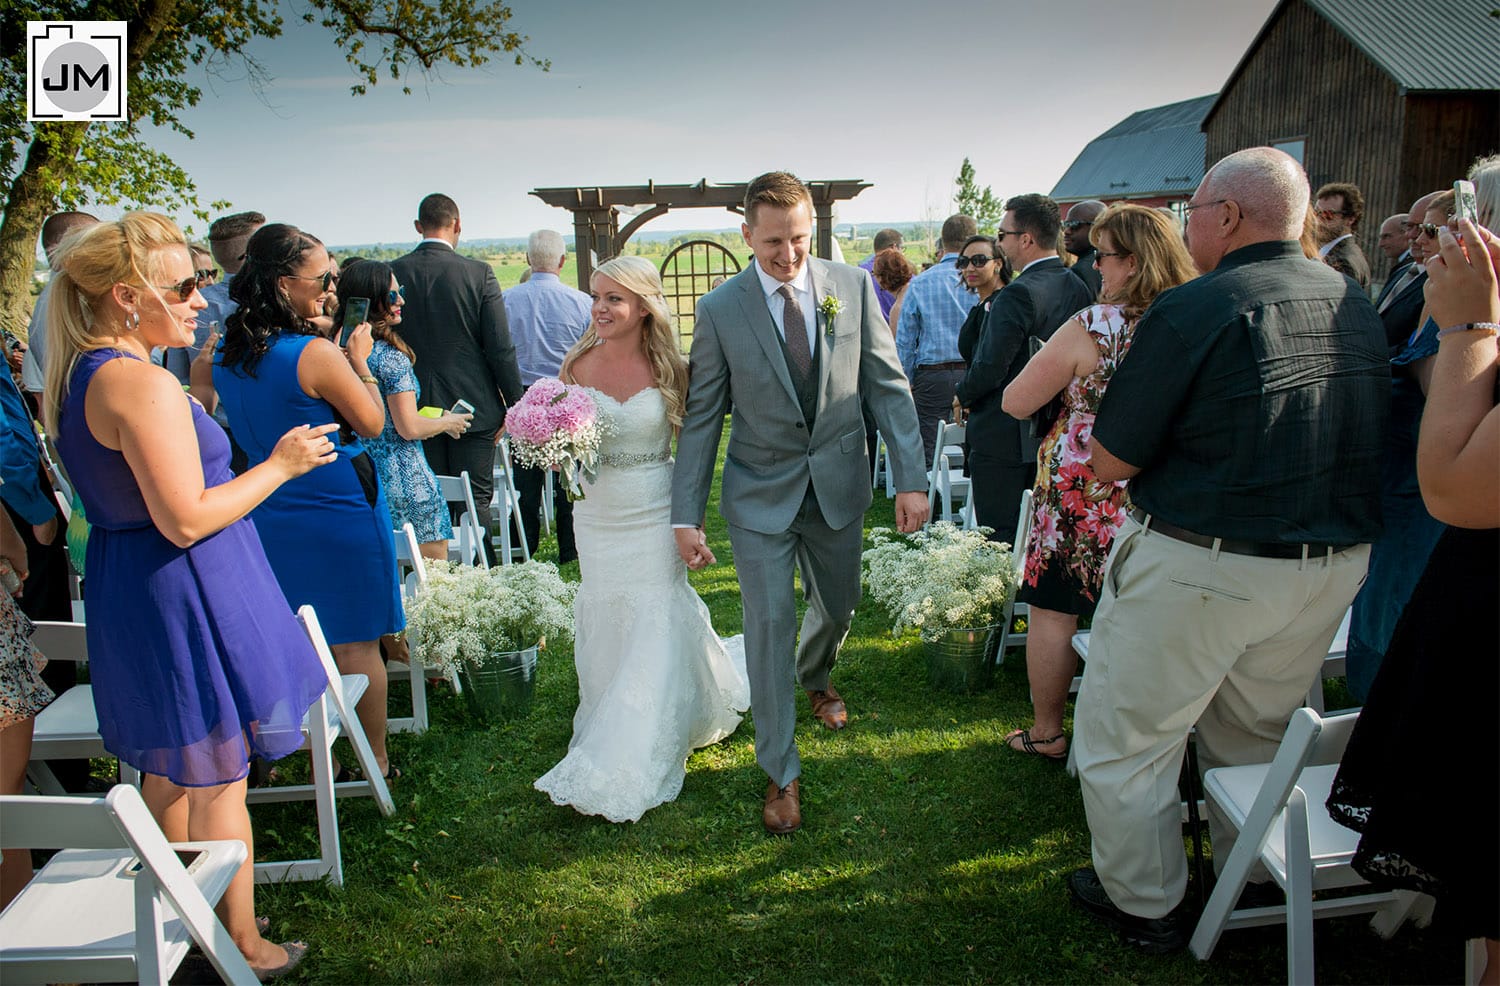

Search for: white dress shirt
xmin=753 ymin=260 xmax=817 ymax=354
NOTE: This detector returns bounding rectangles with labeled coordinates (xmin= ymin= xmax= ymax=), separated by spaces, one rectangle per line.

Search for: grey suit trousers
xmin=729 ymin=484 xmax=864 ymax=788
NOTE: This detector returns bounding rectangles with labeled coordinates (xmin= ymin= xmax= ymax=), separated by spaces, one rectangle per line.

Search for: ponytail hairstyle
xmin=42 ymin=212 xmax=188 ymax=434
xmin=560 ymin=256 xmax=688 ymax=430
xmin=219 ymin=223 xmax=324 ymax=377
xmin=333 ymin=259 xmax=414 ymax=364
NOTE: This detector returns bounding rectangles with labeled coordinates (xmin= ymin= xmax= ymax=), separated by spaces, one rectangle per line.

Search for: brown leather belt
xmin=1129 ymin=507 xmax=1356 ymax=560
xmin=918 ymin=361 xmax=967 ymax=372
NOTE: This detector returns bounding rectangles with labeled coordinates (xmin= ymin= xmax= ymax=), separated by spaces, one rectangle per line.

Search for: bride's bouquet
xmin=505 ymin=377 xmax=609 ymax=500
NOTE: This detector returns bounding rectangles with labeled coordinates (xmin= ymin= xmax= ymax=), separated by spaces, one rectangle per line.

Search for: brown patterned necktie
xmin=778 ymin=284 xmax=812 ymax=380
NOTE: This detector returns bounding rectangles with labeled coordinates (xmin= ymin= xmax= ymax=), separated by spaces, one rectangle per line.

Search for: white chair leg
xmin=133 ymin=872 xmax=170 ymax=984
xmin=1190 ymin=799 xmax=1269 ymax=959
xmin=1284 ymin=786 xmax=1316 ymax=986
xmin=541 ymin=469 xmax=554 ymax=535
xmin=1466 ymin=938 xmax=1488 ymax=985
xmin=1369 ymin=889 xmax=1424 ymax=939
xmin=408 ymin=653 xmax=428 ymax=734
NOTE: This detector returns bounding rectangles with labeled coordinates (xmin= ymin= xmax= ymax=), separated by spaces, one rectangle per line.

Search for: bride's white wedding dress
xmin=533 ymin=386 xmax=750 ymax=823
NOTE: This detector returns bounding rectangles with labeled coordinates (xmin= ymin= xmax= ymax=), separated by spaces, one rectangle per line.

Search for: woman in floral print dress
xmin=999 ymin=206 xmax=1198 ymax=761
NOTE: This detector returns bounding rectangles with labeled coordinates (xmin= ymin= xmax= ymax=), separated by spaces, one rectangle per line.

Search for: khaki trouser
xmin=1073 ymin=517 xmax=1370 ymax=919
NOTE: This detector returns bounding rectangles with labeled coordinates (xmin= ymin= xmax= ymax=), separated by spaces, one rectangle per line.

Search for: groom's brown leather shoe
xmin=806 ymin=686 xmax=848 ymax=730
xmin=763 ymin=778 xmax=801 ymax=835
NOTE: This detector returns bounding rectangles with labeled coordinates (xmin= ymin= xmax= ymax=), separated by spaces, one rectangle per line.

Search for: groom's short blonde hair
xmin=744 ymin=172 xmax=813 ymax=227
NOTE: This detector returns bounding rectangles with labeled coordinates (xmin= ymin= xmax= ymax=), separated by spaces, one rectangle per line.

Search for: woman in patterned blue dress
xmin=333 ymin=261 xmax=470 ymax=561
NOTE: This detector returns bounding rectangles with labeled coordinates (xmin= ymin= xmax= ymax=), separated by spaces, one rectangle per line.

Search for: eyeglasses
xmin=997 ymin=229 xmax=1024 ymax=239
xmin=195 ymin=267 xmax=219 ymax=281
xmin=1061 ymin=220 xmax=1094 ymax=230
xmin=387 ymin=284 xmax=404 ymax=305
xmin=1094 ymin=250 xmax=1129 ymax=261
xmin=284 ymin=268 xmax=338 ymax=291
xmin=1414 ymin=223 xmax=1442 ymax=238
xmin=1184 ymin=198 xmax=1229 ymax=213
xmin=1313 ymin=209 xmax=1350 ymax=222
xmin=155 ymin=276 xmax=200 ymax=301
xmin=955 ymin=255 xmax=994 ymax=269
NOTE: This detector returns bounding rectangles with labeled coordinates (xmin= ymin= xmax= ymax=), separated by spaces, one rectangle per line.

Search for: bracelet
xmin=358 ymin=374 xmax=378 ymax=385
xmin=1436 ymin=322 xmax=1500 ymax=340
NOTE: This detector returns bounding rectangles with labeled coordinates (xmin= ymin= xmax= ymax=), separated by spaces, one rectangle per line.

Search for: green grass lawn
xmin=245 ymin=446 xmax=1456 ymax=984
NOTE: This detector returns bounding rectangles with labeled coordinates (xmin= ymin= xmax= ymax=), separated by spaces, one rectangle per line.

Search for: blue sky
xmin=142 ymin=0 xmax=1280 ymax=246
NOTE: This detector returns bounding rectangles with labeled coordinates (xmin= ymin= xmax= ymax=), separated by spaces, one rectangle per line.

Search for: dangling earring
xmin=126 ymin=310 xmax=140 ymax=332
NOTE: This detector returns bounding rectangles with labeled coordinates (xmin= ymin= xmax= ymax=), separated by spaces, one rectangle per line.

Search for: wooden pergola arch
xmin=530 ymin=179 xmax=871 ymax=290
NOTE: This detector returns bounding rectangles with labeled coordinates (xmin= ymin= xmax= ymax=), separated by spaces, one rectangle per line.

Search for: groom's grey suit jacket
xmin=671 ymin=257 xmax=926 ymax=534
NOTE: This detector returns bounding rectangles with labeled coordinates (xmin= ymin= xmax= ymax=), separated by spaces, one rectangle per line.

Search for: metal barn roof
xmin=1049 ymin=94 xmax=1216 ymax=202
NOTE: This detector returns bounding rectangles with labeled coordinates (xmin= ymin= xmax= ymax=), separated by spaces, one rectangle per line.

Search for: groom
xmin=671 ymin=172 xmax=929 ymax=834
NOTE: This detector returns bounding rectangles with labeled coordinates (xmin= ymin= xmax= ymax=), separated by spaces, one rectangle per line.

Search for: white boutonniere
xmin=818 ymin=294 xmax=844 ymax=336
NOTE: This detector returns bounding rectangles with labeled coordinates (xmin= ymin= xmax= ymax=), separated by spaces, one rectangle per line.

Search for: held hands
xmin=673 ymin=527 xmax=717 ymax=570
xmin=951 ymin=396 xmax=968 ymax=425
xmin=894 ymin=491 xmax=930 ymax=533
xmin=441 ymin=410 xmax=474 ymax=440
xmin=1426 ymin=220 xmax=1500 ymax=330
xmin=269 ymin=423 xmax=340 ymax=479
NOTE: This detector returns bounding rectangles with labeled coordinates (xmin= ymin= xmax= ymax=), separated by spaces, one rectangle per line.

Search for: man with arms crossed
xmin=1068 ymin=147 xmax=1387 ymax=950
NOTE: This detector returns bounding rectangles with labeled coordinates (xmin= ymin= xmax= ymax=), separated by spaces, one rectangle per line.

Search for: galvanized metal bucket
xmin=459 ymin=644 xmax=539 ymax=720
xmin=923 ymin=625 xmax=999 ymax=694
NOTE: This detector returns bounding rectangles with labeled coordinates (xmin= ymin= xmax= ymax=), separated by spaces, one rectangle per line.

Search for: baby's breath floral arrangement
xmin=406 ymin=559 xmax=577 ymax=676
xmin=862 ymin=522 xmax=1016 ymax=642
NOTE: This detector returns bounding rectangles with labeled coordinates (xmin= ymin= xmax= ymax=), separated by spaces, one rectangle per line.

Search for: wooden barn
xmin=1202 ymin=0 xmax=1499 ymax=279
xmin=1051 ymin=94 xmax=1215 ymax=217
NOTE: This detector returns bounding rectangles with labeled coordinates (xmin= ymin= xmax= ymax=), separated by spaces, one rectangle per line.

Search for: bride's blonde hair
xmin=561 ymin=256 xmax=688 ymax=429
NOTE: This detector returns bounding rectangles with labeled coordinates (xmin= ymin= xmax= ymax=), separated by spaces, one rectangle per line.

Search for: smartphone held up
xmin=340 ymin=297 xmax=370 ymax=347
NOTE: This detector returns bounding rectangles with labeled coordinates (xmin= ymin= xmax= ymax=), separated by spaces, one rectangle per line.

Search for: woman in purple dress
xmin=45 ymin=213 xmax=334 ymax=978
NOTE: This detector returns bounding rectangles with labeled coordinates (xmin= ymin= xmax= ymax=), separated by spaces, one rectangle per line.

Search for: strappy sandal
xmin=1005 ymin=728 xmax=1068 ymax=762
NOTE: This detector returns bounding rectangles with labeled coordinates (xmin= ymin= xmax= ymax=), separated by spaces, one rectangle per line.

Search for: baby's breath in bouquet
xmin=406 ymin=559 xmax=577 ymax=677
xmin=862 ymin=522 xmax=1016 ymax=642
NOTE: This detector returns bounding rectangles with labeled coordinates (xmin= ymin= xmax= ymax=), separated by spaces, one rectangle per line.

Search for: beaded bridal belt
xmin=597 ymin=449 xmax=672 ymax=468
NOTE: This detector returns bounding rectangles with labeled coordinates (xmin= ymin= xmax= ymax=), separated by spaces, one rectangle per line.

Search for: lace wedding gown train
xmin=533 ymin=387 xmax=750 ymax=823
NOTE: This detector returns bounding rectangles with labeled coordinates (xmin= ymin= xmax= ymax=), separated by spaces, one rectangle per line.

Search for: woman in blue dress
xmin=333 ymin=260 xmax=471 ymax=561
xmin=45 ymin=213 xmax=331 ymax=977
xmin=214 ymin=224 xmax=404 ymax=780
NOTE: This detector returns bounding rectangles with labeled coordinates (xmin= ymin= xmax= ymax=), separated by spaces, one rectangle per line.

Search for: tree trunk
xmin=0 ymin=124 xmax=89 ymax=340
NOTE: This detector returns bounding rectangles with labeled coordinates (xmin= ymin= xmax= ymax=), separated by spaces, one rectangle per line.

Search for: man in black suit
xmin=955 ymin=193 xmax=1093 ymax=536
xmin=1062 ymin=199 xmax=1105 ymax=300
xmin=391 ymin=193 xmax=524 ymax=563
xmin=1313 ymin=181 xmax=1371 ymax=289
xmin=1373 ymin=191 xmax=1441 ymax=353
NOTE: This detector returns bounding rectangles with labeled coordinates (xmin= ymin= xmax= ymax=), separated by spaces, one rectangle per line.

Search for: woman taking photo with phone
xmin=332 ymin=261 xmax=471 ymax=562
xmin=214 ymin=223 xmax=404 ymax=780
xmin=44 ymin=212 xmax=332 ymax=977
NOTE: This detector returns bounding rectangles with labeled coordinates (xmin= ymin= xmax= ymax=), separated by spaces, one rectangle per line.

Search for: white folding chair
xmin=435 ymin=471 xmax=490 ymax=569
xmin=926 ymin=419 xmax=971 ymax=526
xmin=387 ymin=523 xmax=431 ymax=734
xmin=1189 ymin=707 xmax=1427 ymax=984
xmin=246 ymin=605 xmax=395 ymax=885
xmin=489 ymin=439 xmax=532 ymax=565
xmin=994 ymin=488 xmax=1032 ymax=663
xmin=26 ymin=622 xmax=138 ymax=795
xmin=871 ymin=430 xmax=894 ymax=497
xmin=0 ymin=785 xmax=257 ymax=985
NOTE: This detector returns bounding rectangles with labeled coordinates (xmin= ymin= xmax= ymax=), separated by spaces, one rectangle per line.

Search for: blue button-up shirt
xmin=502 ymin=272 xmax=591 ymax=385
xmin=0 ymin=372 xmax=55 ymax=526
xmin=895 ymin=253 xmax=971 ymax=378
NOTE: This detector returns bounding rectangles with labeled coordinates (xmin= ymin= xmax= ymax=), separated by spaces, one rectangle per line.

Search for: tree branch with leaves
xmin=0 ymin=0 xmax=547 ymax=337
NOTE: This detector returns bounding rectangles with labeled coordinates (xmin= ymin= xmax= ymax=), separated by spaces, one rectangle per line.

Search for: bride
xmin=533 ymin=256 xmax=750 ymax=823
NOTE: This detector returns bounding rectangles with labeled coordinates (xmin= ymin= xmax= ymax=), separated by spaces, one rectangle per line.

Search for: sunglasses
xmin=285 ymin=268 xmax=338 ymax=291
xmin=1414 ymin=223 xmax=1443 ymax=238
xmin=195 ymin=267 xmax=219 ymax=280
xmin=387 ymin=284 xmax=404 ymax=306
xmin=155 ymin=276 xmax=201 ymax=301
xmin=1094 ymin=250 xmax=1129 ymax=261
xmin=1061 ymin=220 xmax=1093 ymax=230
xmin=955 ymin=255 xmax=994 ymax=269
